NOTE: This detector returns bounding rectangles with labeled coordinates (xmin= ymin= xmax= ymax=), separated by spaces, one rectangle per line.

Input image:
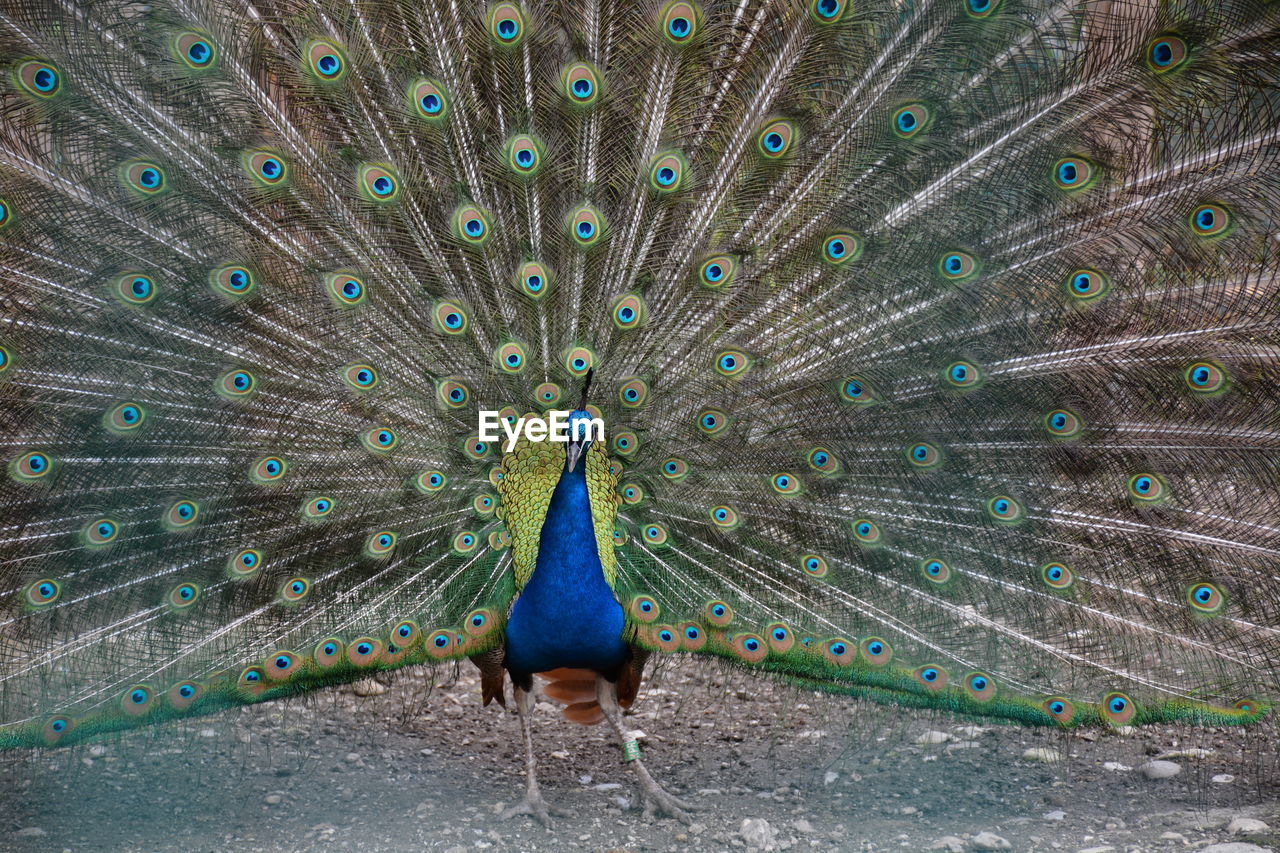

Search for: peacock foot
xmin=633 ymin=776 xmax=695 ymax=823
xmin=500 ymin=793 xmax=570 ymax=828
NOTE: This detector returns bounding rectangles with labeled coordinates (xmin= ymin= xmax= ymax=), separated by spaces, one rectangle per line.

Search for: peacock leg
xmin=500 ymin=685 xmax=568 ymax=827
xmin=595 ymin=675 xmax=694 ymax=823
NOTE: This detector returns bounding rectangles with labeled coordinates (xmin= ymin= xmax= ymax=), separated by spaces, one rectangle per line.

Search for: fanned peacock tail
xmin=2 ymin=0 xmax=1279 ymax=753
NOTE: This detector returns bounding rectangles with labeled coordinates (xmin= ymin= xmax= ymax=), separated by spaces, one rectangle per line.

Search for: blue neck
xmin=503 ymin=460 xmax=627 ymax=677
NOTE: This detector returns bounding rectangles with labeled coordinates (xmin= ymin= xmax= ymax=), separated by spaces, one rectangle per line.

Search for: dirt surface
xmin=1 ymin=660 xmax=1277 ymax=853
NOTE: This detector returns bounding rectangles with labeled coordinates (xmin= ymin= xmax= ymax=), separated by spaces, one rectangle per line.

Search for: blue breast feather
xmin=503 ymin=461 xmax=628 ymax=676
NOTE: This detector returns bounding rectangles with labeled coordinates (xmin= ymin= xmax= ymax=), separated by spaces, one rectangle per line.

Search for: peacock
xmin=2 ymin=0 xmax=1279 ymax=828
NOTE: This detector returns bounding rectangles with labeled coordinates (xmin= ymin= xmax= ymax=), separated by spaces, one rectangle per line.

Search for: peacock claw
xmin=636 ymin=782 xmax=695 ymax=823
xmin=500 ymin=795 xmax=570 ymax=828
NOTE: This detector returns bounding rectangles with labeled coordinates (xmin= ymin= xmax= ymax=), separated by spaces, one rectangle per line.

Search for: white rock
xmin=954 ymin=725 xmax=989 ymax=738
xmin=1043 ymin=810 xmax=1067 ymax=821
xmin=1140 ymin=760 xmax=1181 ymax=780
xmin=823 ymin=771 xmax=839 ymax=785
xmin=1102 ymin=762 xmax=1131 ymax=772
xmin=739 ymin=818 xmax=777 ymax=851
xmin=926 ymin=837 xmax=966 ymax=853
xmin=351 ymin=678 xmax=387 ymax=697
xmin=792 ymin=819 xmax=815 ymax=834
xmin=200 ymin=728 xmax=219 ymax=738
xmin=1212 ymin=774 xmax=1236 ymax=784
xmin=1022 ymin=747 xmax=1063 ymax=763
xmin=1226 ymin=817 xmax=1270 ymax=834
xmin=592 ymin=782 xmax=623 ymax=791
xmin=1076 ymin=847 xmax=1116 ymax=853
xmin=971 ymin=831 xmax=1012 ymax=850
xmin=1201 ymin=845 xmax=1273 ymax=853
xmin=916 ymin=730 xmax=951 ymax=745
xmin=1155 ymin=747 xmax=1213 ymax=760
xmin=14 ymin=828 xmax=46 ymax=837
xmin=344 ymin=752 xmax=361 ymax=763
xmin=264 ymin=794 xmax=282 ymax=805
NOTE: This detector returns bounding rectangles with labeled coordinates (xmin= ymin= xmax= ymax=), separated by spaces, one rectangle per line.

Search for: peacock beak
xmin=566 ymin=441 xmax=585 ymax=473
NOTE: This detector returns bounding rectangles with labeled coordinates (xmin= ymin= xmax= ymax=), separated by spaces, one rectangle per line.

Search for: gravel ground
xmin=1 ymin=660 xmax=1276 ymax=853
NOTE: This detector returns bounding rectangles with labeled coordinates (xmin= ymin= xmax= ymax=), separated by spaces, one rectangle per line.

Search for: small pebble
xmin=1102 ymin=762 xmax=1132 ymax=772
xmin=264 ymin=794 xmax=282 ymax=805
xmin=739 ymin=817 xmax=777 ymax=850
xmin=344 ymin=752 xmax=361 ymax=763
xmin=1022 ymin=747 xmax=1063 ymax=764
xmin=1043 ymin=810 xmax=1066 ymax=822
xmin=916 ymin=731 xmax=951 ymax=745
xmin=1201 ymin=845 xmax=1272 ymax=853
xmin=823 ymin=771 xmax=839 ymax=786
xmin=1076 ymin=847 xmax=1116 ymax=853
xmin=1140 ymin=760 xmax=1181 ymax=780
xmin=971 ymin=830 xmax=1011 ymax=850
xmin=1212 ymin=774 xmax=1235 ymax=784
xmin=927 ymin=837 xmax=965 ymax=852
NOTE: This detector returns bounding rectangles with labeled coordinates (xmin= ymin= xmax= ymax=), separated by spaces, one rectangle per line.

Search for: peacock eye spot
xmin=421 ymin=94 xmax=440 ymax=112
xmin=712 ymin=604 xmax=726 ymax=616
xmin=772 ymin=628 xmax=787 ymax=641
xmin=245 ymin=671 xmax=260 ymax=682
xmin=433 ymin=635 xmax=449 ymax=648
xmin=131 ymin=689 xmax=147 ymax=704
xmin=324 ymin=643 xmax=336 ymax=655
xmin=318 ymin=54 xmax=340 ymax=75
xmin=669 ymin=17 xmax=689 ymax=35
xmin=922 ymin=668 xmax=938 ymax=681
xmin=764 ymin=132 xmax=783 ymax=151
xmin=868 ymin=641 xmax=883 ymax=655
xmin=357 ymin=642 xmax=372 ymax=654
xmin=857 ymin=523 xmax=870 ymax=535
xmin=970 ymin=676 xmax=987 ymax=691
xmin=685 ymin=626 xmax=699 ymax=639
xmin=743 ymin=638 xmax=759 ymax=651
xmin=706 ymin=264 xmax=722 ymax=280
xmin=1153 ymin=41 xmax=1172 ymax=65
xmin=573 ymin=79 xmax=591 ymax=96
xmin=1110 ymin=696 xmax=1127 ymax=712
xmin=830 ymin=642 xmax=846 ymax=655
xmin=577 ymin=222 xmax=593 ymax=237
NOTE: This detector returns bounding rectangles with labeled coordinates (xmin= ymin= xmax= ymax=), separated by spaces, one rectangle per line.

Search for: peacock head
xmin=565 ymin=409 xmax=597 ymax=473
